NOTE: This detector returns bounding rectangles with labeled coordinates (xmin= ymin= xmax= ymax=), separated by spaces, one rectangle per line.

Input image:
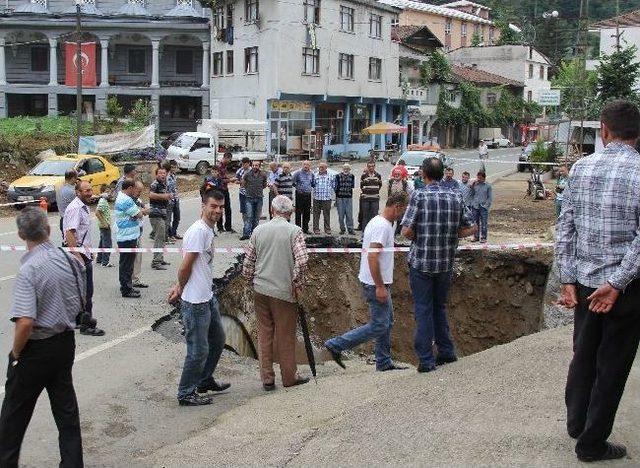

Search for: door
xmin=270 ymin=120 xmax=287 ymax=155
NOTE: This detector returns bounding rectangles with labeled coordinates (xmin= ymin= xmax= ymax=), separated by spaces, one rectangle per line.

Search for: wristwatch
xmin=9 ymin=352 xmax=18 ymax=367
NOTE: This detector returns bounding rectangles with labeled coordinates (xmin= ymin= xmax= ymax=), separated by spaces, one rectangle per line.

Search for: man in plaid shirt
xmin=401 ymin=157 xmax=475 ymax=373
xmin=556 ymin=100 xmax=640 ymax=463
xmin=312 ymin=161 xmax=334 ymax=235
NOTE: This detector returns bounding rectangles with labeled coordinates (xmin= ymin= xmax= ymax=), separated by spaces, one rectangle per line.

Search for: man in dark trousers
xmin=217 ymin=152 xmax=235 ymax=233
xmin=292 ymin=160 xmax=315 ymax=234
xmin=0 ymin=207 xmax=84 ymax=467
xmin=556 ymin=100 xmax=640 ymax=463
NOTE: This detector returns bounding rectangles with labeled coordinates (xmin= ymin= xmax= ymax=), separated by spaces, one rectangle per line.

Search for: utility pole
xmin=615 ymin=0 xmax=621 ymax=50
xmin=75 ymin=1 xmax=83 ymax=152
xmin=579 ymin=0 xmax=589 ymax=159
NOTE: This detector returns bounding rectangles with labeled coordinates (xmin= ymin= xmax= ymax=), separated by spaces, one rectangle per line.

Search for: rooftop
xmin=378 ymin=0 xmax=494 ymax=25
xmin=395 ymin=24 xmax=443 ymax=48
xmin=451 ymin=64 xmax=524 ymax=87
xmin=442 ymin=0 xmax=491 ymax=11
xmin=592 ymin=8 xmax=640 ymax=29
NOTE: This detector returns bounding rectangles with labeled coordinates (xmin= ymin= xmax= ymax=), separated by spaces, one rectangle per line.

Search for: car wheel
xmin=195 ymin=161 xmax=209 ymax=176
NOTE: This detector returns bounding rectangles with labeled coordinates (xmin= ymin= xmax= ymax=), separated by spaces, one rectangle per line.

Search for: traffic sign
xmin=537 ymin=89 xmax=561 ymax=106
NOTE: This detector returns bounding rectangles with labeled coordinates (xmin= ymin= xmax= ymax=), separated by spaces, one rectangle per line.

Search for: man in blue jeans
xmin=168 ymin=186 xmax=230 ymax=406
xmin=402 ymin=157 xmax=476 ymax=373
xmin=469 ymin=171 xmax=492 ymax=243
xmin=324 ymin=192 xmax=409 ymax=371
xmin=240 ymin=161 xmax=267 ymax=240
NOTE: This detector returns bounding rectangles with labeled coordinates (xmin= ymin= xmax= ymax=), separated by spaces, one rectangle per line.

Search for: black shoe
xmin=378 ymin=364 xmax=409 ymax=372
xmin=239 ymin=236 xmax=249 ymax=241
xmin=435 ymin=356 xmax=458 ymax=366
xmin=348 ymin=230 xmax=356 ymax=235
xmin=178 ymin=393 xmax=213 ymax=406
xmin=80 ymin=326 xmax=105 ymax=336
xmin=417 ymin=364 xmax=436 ymax=373
xmin=133 ymin=283 xmax=149 ymax=288
xmin=122 ymin=290 xmax=141 ymax=298
xmin=160 ymin=261 xmax=171 ymax=266
xmin=577 ymin=443 xmax=627 ymax=462
xmin=263 ymin=382 xmax=276 ymax=392
xmin=197 ymin=378 xmax=231 ymax=393
xmin=284 ymin=377 xmax=310 ymax=388
xmin=174 ymin=234 xmax=183 ymax=240
xmin=152 ymin=264 xmax=167 ymax=271
xmin=325 ymin=344 xmax=346 ymax=369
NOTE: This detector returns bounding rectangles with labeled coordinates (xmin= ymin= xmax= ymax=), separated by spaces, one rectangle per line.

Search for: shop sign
xmin=271 ymin=101 xmax=312 ymax=112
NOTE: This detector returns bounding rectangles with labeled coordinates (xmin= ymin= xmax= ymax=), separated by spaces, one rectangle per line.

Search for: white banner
xmin=78 ymin=125 xmax=155 ymax=155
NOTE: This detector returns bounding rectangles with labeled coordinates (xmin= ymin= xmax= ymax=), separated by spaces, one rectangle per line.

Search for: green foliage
xmin=128 ymin=99 xmax=153 ymax=129
xmin=552 ymin=59 xmax=598 ymax=119
xmin=106 ymin=96 xmax=124 ymax=122
xmin=494 ymin=18 xmax=521 ymax=46
xmin=436 ymin=83 xmax=492 ymax=128
xmin=596 ymin=45 xmax=640 ymax=103
xmin=0 ymin=117 xmax=92 ymax=138
xmin=197 ymin=0 xmax=217 ymax=8
xmin=471 ymin=32 xmax=483 ymax=47
xmin=419 ymin=50 xmax=451 ymax=86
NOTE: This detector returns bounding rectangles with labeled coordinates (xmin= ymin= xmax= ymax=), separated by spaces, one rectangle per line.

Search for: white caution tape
xmin=0 ymin=200 xmax=42 ymax=207
xmin=452 ymin=157 xmax=561 ymax=166
xmin=0 ymin=242 xmax=554 ymax=254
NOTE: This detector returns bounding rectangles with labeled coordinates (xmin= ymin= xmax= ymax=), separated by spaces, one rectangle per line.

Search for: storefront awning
xmin=362 ymin=122 xmax=408 ymax=134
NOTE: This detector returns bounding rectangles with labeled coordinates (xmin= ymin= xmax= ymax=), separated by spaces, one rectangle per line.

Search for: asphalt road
xmin=0 ymin=147 xmax=521 ymax=466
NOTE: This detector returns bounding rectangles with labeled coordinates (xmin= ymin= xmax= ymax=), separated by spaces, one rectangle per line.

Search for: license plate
xmin=17 ymin=196 xmax=34 ymax=202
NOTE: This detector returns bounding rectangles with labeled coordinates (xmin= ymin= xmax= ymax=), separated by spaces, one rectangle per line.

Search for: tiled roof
xmin=442 ymin=1 xmax=491 ymax=10
xmin=395 ymin=24 xmax=443 ymax=46
xmin=451 ymin=64 xmax=524 ymax=87
xmin=593 ymin=9 xmax=640 ymax=28
xmin=378 ymin=0 xmax=494 ymax=25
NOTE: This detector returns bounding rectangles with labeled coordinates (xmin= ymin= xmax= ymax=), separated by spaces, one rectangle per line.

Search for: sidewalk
xmin=144 ymin=325 xmax=639 ymax=466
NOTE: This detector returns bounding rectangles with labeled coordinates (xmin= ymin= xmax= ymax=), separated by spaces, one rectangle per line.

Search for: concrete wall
xmin=8 ymin=0 xmax=206 ymax=16
xmin=210 ymin=0 xmax=402 ymax=120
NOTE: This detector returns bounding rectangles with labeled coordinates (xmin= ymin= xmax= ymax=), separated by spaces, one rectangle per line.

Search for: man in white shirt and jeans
xmin=168 ymin=187 xmax=231 ymax=406
xmin=324 ymin=192 xmax=409 ymax=371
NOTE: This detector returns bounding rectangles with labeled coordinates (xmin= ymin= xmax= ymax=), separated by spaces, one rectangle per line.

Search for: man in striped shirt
xmin=115 ymin=179 xmax=149 ymax=298
xmin=0 ymin=208 xmax=84 ymax=467
xmin=360 ymin=162 xmax=383 ymax=230
xmin=274 ymin=162 xmax=294 ymax=200
xmin=312 ymin=161 xmax=334 ymax=235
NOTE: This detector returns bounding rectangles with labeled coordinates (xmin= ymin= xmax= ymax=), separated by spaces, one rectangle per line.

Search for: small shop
xmin=268 ymin=100 xmax=314 ymax=157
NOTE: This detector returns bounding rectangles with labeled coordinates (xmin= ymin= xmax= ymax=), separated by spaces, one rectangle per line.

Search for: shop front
xmin=268 ymin=100 xmax=314 ymax=157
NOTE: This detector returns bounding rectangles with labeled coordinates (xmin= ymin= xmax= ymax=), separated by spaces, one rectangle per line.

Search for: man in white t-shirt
xmin=324 ymin=192 xmax=409 ymax=371
xmin=168 ymin=187 xmax=230 ymax=406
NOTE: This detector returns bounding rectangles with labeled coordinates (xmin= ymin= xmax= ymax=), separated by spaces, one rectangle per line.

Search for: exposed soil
xmin=217 ymin=239 xmax=553 ymax=365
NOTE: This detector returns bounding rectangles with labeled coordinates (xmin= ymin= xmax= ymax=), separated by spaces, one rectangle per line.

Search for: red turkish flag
xmin=65 ymin=42 xmax=97 ymax=87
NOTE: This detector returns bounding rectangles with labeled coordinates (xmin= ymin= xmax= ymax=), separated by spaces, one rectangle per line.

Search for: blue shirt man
xmin=114 ymin=180 xmax=146 ymax=297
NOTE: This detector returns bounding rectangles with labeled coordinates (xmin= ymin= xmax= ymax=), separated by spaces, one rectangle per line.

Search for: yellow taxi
xmin=7 ymin=154 xmax=121 ymax=207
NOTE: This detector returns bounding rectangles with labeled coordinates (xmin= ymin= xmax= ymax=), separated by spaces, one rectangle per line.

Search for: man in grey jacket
xmin=242 ymin=195 xmax=310 ymax=391
xmin=469 ymin=171 xmax=493 ymax=243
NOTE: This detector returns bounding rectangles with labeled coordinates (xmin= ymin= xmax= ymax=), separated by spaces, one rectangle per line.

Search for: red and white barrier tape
xmin=0 ymin=200 xmax=41 ymax=207
xmin=452 ymin=157 xmax=560 ymax=166
xmin=0 ymin=242 xmax=554 ymax=254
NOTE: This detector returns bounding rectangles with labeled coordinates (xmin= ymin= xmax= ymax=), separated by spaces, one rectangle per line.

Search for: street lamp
xmin=543 ymin=10 xmax=559 ymax=19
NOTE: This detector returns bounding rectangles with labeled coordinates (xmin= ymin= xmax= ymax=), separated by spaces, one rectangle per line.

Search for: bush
xmin=106 ymin=96 xmax=124 ymax=123
xmin=128 ymin=99 xmax=153 ymax=129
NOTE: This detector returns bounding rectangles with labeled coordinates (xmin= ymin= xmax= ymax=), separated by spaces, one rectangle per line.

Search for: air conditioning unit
xmin=336 ymin=110 xmax=344 ymax=119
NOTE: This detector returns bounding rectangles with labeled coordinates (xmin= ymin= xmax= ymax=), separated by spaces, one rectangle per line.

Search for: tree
xmin=552 ymin=59 xmax=598 ymax=120
xmin=596 ymin=45 xmax=640 ymax=103
xmin=419 ymin=50 xmax=451 ymax=85
xmin=197 ymin=0 xmax=216 ymax=7
xmin=471 ymin=32 xmax=483 ymax=47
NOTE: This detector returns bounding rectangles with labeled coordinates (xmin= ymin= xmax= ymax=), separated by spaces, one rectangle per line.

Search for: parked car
xmin=483 ymin=137 xmax=513 ymax=149
xmin=398 ymin=150 xmax=448 ymax=176
xmin=7 ymin=154 xmax=120 ymax=208
xmin=518 ymin=141 xmax=552 ymax=172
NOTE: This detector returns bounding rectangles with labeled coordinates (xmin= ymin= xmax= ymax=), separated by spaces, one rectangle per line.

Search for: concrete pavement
xmin=0 ymin=147 xmax=525 ymax=465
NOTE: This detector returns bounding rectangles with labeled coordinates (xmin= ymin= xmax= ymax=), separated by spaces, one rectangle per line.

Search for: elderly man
xmin=64 ymin=180 xmax=104 ymax=337
xmin=360 ymin=161 xmax=383 ymax=230
xmin=334 ymin=163 xmax=355 ymax=235
xmin=312 ymin=161 xmax=334 ymax=235
xmin=241 ymin=161 xmax=268 ymax=240
xmin=274 ymin=162 xmax=294 ymax=201
xmin=292 ymin=160 xmax=315 ymax=234
xmin=56 ymin=169 xmax=77 ymax=235
xmin=0 ymin=208 xmax=83 ymax=467
xmin=557 ymin=100 xmax=640 ymax=462
xmin=242 ymin=195 xmax=310 ymax=391
xmin=402 ymin=157 xmax=476 ymax=373
xmin=149 ymin=167 xmax=172 ymax=270
xmin=325 ymin=192 xmax=409 ymax=372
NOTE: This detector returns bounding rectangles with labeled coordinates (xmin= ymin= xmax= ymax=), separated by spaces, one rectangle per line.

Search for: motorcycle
xmin=526 ymin=170 xmax=547 ymax=200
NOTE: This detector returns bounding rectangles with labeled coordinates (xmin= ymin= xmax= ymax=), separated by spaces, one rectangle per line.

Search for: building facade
xmin=380 ymin=0 xmax=497 ymax=53
xmin=209 ymin=0 xmax=410 ymax=158
xmin=0 ymin=0 xmax=211 ymax=133
xmin=446 ymin=45 xmax=551 ymax=104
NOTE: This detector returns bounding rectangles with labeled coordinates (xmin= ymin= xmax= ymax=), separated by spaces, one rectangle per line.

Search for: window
xmin=391 ymin=15 xmax=399 ymax=28
xmin=128 ymin=49 xmax=146 ymax=74
xmin=226 ymin=50 xmax=234 ymax=74
xmin=302 ymin=47 xmax=320 ymax=75
xmin=176 ymin=50 xmax=194 ymax=75
xmin=30 ymin=46 xmax=48 ymax=72
xmin=489 ymin=27 xmax=495 ymax=44
xmin=245 ymin=0 xmax=258 ymax=23
xmin=84 ymin=158 xmax=105 ymax=175
xmin=445 ymin=19 xmax=452 ymax=35
xmin=340 ymin=6 xmax=354 ymax=32
xmin=461 ymin=22 xmax=467 ymax=37
xmin=527 ymin=90 xmax=533 ymax=102
xmin=338 ymin=53 xmax=354 ymax=79
xmin=245 ymin=46 xmax=258 ymax=73
xmin=213 ymin=52 xmax=223 ymax=76
xmin=227 ymin=4 xmax=234 ymax=27
xmin=304 ymin=0 xmax=320 ymax=25
xmin=528 ymin=64 xmax=534 ymax=79
xmin=214 ymin=4 xmax=225 ymax=29
xmin=486 ymin=92 xmax=497 ymax=106
xmin=368 ymin=57 xmax=381 ymax=81
xmin=539 ymin=65 xmax=545 ymax=80
xmin=369 ymin=14 xmax=382 ymax=39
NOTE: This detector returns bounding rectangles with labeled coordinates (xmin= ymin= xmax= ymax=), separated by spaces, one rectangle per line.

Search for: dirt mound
xmin=217 ymin=239 xmax=552 ymax=365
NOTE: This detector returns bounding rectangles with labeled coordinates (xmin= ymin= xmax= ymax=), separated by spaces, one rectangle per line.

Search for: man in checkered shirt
xmin=556 ymin=100 xmax=640 ymax=463
xmin=401 ymin=157 xmax=475 ymax=373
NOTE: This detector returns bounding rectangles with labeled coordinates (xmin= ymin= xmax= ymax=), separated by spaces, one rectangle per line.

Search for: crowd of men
xmin=3 ymin=100 xmax=640 ymax=466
